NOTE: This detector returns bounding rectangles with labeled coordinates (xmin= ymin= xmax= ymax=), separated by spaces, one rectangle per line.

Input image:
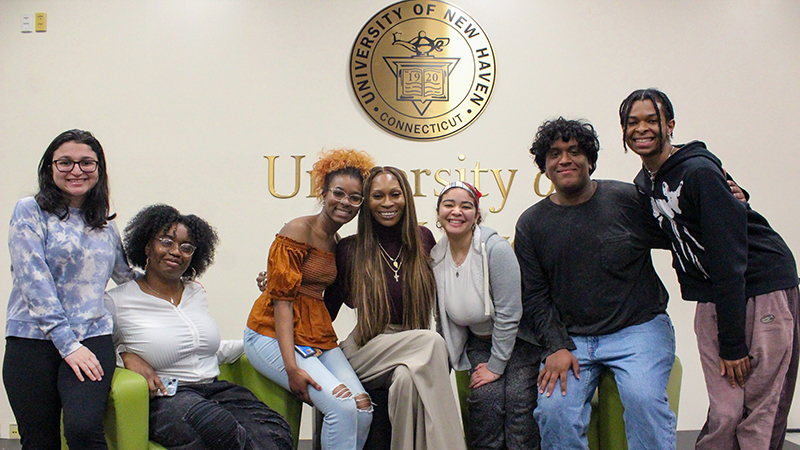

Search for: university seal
xmin=350 ymin=1 xmax=496 ymax=140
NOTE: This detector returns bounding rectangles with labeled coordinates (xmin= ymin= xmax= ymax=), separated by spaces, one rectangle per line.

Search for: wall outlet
xmin=9 ymin=423 xmax=20 ymax=439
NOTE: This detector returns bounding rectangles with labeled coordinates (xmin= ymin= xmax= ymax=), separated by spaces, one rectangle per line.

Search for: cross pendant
xmin=393 ymin=273 xmax=399 ymax=282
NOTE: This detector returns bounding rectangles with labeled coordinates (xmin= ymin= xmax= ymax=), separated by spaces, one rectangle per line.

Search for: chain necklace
xmin=143 ymin=277 xmax=183 ymax=306
xmin=453 ymin=252 xmax=466 ymax=278
xmin=378 ymin=242 xmax=403 ymax=282
xmin=647 ymin=145 xmax=677 ymax=181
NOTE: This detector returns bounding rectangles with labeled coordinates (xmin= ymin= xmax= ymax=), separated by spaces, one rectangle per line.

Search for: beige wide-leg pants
xmin=340 ymin=326 xmax=466 ymax=450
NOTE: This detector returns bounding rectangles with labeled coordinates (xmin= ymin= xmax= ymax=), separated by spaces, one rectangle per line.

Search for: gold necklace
xmin=143 ymin=278 xmax=183 ymax=306
xmin=378 ymin=242 xmax=403 ymax=282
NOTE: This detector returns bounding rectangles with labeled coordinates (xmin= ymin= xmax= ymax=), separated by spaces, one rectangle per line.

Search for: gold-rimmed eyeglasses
xmin=157 ymin=237 xmax=196 ymax=255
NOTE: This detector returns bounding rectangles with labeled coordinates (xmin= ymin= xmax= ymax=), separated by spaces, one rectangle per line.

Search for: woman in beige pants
xmin=326 ymin=166 xmax=466 ymax=450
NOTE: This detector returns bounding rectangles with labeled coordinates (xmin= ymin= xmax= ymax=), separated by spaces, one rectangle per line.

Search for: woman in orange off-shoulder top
xmin=244 ymin=149 xmax=375 ymax=450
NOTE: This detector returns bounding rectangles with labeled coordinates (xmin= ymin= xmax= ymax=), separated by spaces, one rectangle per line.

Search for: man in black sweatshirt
xmin=515 ymin=118 xmax=676 ymax=449
xmin=620 ymin=88 xmax=799 ymax=450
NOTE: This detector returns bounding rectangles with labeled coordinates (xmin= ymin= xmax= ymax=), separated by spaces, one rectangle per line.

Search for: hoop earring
xmin=435 ymin=221 xmax=443 ymax=229
xmin=183 ymin=266 xmax=197 ymax=281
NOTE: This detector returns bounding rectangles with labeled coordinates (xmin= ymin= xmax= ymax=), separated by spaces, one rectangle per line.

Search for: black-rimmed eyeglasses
xmin=53 ymin=159 xmax=99 ymax=173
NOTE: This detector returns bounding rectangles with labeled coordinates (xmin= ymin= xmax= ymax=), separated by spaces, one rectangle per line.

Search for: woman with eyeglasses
xmin=245 ymin=149 xmax=375 ymax=450
xmin=4 ymin=129 xmax=136 ymax=449
xmin=104 ymin=204 xmax=293 ymax=450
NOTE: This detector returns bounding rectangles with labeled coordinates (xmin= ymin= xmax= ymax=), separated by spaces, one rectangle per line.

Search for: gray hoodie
xmin=431 ymin=225 xmax=524 ymax=374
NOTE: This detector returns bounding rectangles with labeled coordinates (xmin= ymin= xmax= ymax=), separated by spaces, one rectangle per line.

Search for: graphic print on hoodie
xmin=649 ymin=179 xmax=709 ymax=279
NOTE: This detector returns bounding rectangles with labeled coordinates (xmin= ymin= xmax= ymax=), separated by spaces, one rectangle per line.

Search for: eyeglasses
xmin=329 ymin=188 xmax=364 ymax=207
xmin=53 ymin=159 xmax=99 ymax=173
xmin=156 ymin=237 xmax=196 ymax=255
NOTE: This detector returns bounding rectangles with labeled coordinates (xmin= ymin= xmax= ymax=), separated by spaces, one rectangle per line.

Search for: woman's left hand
xmin=469 ymin=363 xmax=501 ymax=389
xmin=64 ymin=345 xmax=104 ymax=382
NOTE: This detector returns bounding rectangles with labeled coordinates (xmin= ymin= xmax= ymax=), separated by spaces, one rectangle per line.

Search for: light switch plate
xmin=21 ymin=14 xmax=32 ymax=33
xmin=35 ymin=12 xmax=47 ymax=32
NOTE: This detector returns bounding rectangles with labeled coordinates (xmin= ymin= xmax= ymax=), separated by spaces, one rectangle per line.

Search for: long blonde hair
xmin=348 ymin=166 xmax=436 ymax=346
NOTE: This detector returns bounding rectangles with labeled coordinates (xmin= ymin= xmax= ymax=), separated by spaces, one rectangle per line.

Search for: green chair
xmin=454 ymin=370 xmax=472 ymax=449
xmin=455 ymin=356 xmax=682 ymax=450
xmin=62 ymin=354 xmax=303 ymax=450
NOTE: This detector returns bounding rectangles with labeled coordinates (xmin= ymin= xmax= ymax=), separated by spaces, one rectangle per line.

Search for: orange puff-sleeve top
xmin=246 ymin=234 xmax=338 ymax=350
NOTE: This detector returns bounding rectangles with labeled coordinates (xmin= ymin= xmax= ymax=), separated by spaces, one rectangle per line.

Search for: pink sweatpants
xmin=694 ymin=287 xmax=799 ymax=450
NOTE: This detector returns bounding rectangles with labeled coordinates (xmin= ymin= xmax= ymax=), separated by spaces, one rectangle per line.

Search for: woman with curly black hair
xmin=122 ymin=203 xmax=218 ymax=281
xmin=104 ymin=204 xmax=292 ymax=450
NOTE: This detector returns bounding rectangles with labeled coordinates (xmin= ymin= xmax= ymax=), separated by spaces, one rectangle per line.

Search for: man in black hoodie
xmin=620 ymin=88 xmax=799 ymax=450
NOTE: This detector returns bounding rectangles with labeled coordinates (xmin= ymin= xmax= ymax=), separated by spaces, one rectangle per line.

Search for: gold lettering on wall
xmin=410 ymin=169 xmax=431 ymax=197
xmin=265 ymin=155 xmax=304 ymax=198
xmin=433 ymin=168 xmax=451 ymax=196
xmin=533 ymin=172 xmax=555 ymax=197
xmin=455 ymin=168 xmax=467 ymax=183
xmin=489 ymin=168 xmax=517 ymax=213
xmin=471 ymin=162 xmax=489 ymax=196
xmin=263 ymin=154 xmax=554 ymax=215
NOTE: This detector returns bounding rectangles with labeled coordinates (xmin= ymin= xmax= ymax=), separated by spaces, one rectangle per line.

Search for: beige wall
xmin=1 ymin=0 xmax=798 ymax=439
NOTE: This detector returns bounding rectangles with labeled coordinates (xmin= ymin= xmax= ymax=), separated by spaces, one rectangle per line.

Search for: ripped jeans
xmin=244 ymin=328 xmax=372 ymax=450
xmin=149 ymin=379 xmax=293 ymax=450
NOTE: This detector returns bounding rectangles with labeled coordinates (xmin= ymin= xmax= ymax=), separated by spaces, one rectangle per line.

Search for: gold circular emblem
xmin=350 ymin=0 xmax=496 ymax=141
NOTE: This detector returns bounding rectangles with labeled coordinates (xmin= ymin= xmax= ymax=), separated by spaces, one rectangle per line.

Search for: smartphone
xmin=294 ymin=345 xmax=320 ymax=358
xmin=158 ymin=377 xmax=178 ymax=396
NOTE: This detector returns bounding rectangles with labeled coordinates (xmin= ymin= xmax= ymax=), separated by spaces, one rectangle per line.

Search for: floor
xmin=1 ymin=432 xmax=798 ymax=449
xmin=298 ymin=432 xmax=800 ymax=449
xmin=678 ymin=430 xmax=800 ymax=449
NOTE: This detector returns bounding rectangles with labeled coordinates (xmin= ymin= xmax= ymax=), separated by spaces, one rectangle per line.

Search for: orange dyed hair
xmin=310 ymin=148 xmax=375 ymax=199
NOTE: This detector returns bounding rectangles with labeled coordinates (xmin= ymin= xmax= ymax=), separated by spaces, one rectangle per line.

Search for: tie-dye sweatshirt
xmin=6 ymin=196 xmax=135 ymax=357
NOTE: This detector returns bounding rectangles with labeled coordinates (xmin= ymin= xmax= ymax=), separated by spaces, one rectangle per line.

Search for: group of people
xmin=4 ymin=87 xmax=798 ymax=450
xmin=4 ymin=130 xmax=293 ymax=450
xmin=515 ymin=89 xmax=797 ymax=450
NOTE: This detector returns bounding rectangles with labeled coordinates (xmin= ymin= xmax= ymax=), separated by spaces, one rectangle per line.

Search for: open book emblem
xmin=385 ymin=31 xmax=460 ymax=115
xmin=350 ymin=0 xmax=496 ymax=140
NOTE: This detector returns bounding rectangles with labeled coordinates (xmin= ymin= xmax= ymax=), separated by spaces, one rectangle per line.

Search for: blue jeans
xmin=534 ymin=314 xmax=676 ymax=450
xmin=244 ymin=328 xmax=372 ymax=450
xmin=149 ymin=380 xmax=293 ymax=450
